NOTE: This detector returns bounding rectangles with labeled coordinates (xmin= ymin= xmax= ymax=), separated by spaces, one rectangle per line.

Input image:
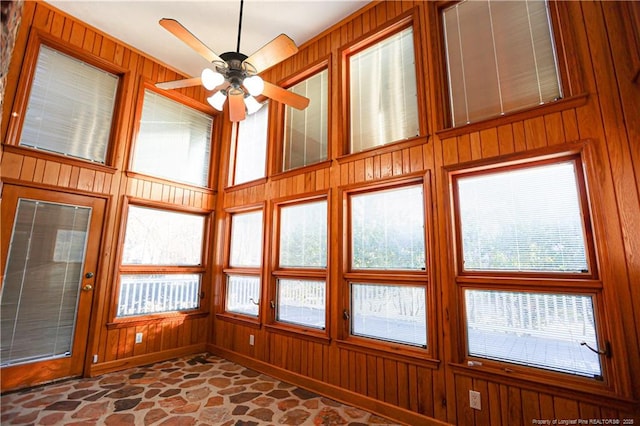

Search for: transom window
xmin=442 ymin=0 xmax=562 ymax=126
xmin=232 ymin=103 xmax=269 ymax=185
xmin=132 ymin=89 xmax=213 ymax=187
xmin=283 ymin=69 xmax=329 ymax=171
xmin=19 ymin=45 xmax=119 ymax=163
xmin=348 ymin=26 xmax=419 ymax=153
xmin=117 ymin=205 xmax=206 ymax=317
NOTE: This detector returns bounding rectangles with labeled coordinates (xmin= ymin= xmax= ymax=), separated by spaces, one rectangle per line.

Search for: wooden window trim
xmin=432 ymin=0 xmax=586 ymax=133
xmin=109 ymin=197 xmax=212 ymax=323
xmin=270 ymin=57 xmax=332 ymax=176
xmin=5 ymin=30 xmax=129 ymax=168
xmin=339 ymin=8 xmax=428 ymax=157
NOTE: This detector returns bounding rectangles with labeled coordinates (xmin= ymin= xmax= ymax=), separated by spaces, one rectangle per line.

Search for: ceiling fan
xmin=155 ymin=0 xmax=310 ymax=122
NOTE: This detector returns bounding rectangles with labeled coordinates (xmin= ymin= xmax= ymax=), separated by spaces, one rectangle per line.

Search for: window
xmin=344 ymin=182 xmax=429 ymax=349
xmin=117 ymin=205 xmax=206 ymax=317
xmin=132 ymin=89 xmax=213 ymax=187
xmin=232 ymin=103 xmax=269 ymax=185
xmin=283 ymin=69 xmax=328 ymax=171
xmin=225 ymin=210 xmax=264 ymax=317
xmin=442 ymin=0 xmax=561 ymax=126
xmin=348 ymin=26 xmax=419 ymax=153
xmin=19 ymin=45 xmax=119 ymax=163
xmin=273 ymin=199 xmax=327 ymax=330
xmin=451 ymin=156 xmax=605 ymax=379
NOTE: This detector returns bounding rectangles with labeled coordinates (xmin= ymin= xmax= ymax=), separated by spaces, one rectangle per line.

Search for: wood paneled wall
xmin=209 ymin=1 xmax=640 ymax=425
xmin=1 ymin=1 xmax=216 ymax=379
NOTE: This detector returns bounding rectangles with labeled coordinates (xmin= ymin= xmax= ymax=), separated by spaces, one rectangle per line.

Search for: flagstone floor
xmin=0 ymin=353 xmax=401 ymax=425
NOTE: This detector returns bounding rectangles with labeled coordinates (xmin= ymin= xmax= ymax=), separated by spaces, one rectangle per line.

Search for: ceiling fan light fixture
xmin=201 ymin=68 xmax=224 ymax=90
xmin=208 ymin=90 xmax=227 ymax=111
xmin=244 ymin=95 xmax=263 ymax=114
xmin=243 ymin=75 xmax=264 ymax=97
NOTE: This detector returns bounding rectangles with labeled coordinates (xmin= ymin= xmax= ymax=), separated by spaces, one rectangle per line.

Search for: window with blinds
xmin=283 ymin=69 xmax=328 ymax=171
xmin=442 ymin=0 xmax=562 ymax=126
xmin=132 ymin=90 xmax=213 ymax=187
xmin=349 ymin=26 xmax=419 ymax=153
xmin=19 ymin=45 xmax=119 ymax=163
xmin=233 ymin=102 xmax=269 ymax=185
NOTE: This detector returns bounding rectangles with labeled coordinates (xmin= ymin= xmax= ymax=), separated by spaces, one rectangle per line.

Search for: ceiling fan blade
xmin=262 ymin=81 xmax=310 ymax=110
xmin=244 ymin=34 xmax=298 ymax=73
xmin=155 ymin=76 xmax=202 ymax=90
xmin=229 ymin=92 xmax=246 ymax=122
xmin=159 ymin=18 xmax=223 ymax=63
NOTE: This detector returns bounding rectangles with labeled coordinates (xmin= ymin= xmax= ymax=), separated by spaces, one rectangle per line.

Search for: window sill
xmin=224 ymin=177 xmax=268 ymax=193
xmin=336 ymin=134 xmax=428 ymax=165
xmin=107 ymin=311 xmax=209 ymax=329
xmin=3 ymin=144 xmax=117 ymax=174
xmin=271 ymin=160 xmax=332 ymax=181
xmin=215 ymin=312 xmax=262 ymax=329
xmin=125 ymin=171 xmax=215 ymax=193
xmin=336 ymin=337 xmax=439 ymax=368
xmin=264 ymin=323 xmax=330 ymax=344
xmin=436 ymin=93 xmax=589 ymax=140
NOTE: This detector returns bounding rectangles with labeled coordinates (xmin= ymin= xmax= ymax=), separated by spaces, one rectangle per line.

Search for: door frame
xmin=1 ymin=184 xmax=108 ymax=391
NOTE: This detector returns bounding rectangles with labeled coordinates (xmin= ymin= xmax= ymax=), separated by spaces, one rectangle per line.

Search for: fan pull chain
xmin=236 ymin=0 xmax=244 ymax=53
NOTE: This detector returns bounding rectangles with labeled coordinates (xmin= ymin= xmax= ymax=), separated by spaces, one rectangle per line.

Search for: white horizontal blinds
xmin=133 ymin=90 xmax=213 ymax=187
xmin=465 ymin=290 xmax=601 ymax=377
xmin=20 ymin=46 xmax=118 ymax=163
xmin=350 ymin=27 xmax=419 ymax=153
xmin=276 ymin=279 xmax=326 ymax=329
xmin=117 ymin=274 xmax=201 ymax=317
xmin=1 ymin=200 xmax=90 ymax=366
xmin=234 ymin=102 xmax=269 ymax=184
xmin=122 ymin=206 xmax=204 ymax=266
xmin=283 ymin=69 xmax=328 ymax=171
xmin=351 ymin=283 xmax=427 ymax=347
xmin=457 ymin=162 xmax=588 ymax=273
xmin=229 ymin=210 xmax=263 ymax=267
xmin=279 ymin=200 xmax=327 ymax=268
xmin=443 ymin=0 xmax=561 ymax=126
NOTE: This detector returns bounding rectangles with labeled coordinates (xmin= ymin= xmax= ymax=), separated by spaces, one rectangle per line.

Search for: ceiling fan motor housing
xmin=219 ymin=52 xmax=252 ymax=90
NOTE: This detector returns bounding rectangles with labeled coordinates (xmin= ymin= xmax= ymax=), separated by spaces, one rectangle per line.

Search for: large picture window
xmin=132 ymin=89 xmax=213 ymax=187
xmin=348 ymin=26 xmax=419 ymax=153
xmin=117 ymin=205 xmax=206 ymax=317
xmin=451 ymin=155 xmax=604 ymax=379
xmin=19 ymin=45 xmax=119 ymax=163
xmin=442 ymin=0 xmax=561 ymax=126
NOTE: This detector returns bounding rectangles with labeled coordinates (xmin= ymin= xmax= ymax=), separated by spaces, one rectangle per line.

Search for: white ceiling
xmin=47 ymin=0 xmax=369 ymax=78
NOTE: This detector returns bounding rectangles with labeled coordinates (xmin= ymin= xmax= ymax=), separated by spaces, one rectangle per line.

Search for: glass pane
xmin=122 ymin=206 xmax=204 ymax=266
xmin=234 ymin=103 xmax=269 ymax=185
xmin=283 ymin=69 xmax=328 ymax=170
xmin=226 ymin=275 xmax=260 ymax=317
xmin=456 ymin=162 xmax=588 ymax=272
xmin=277 ymin=279 xmax=326 ymax=329
xmin=117 ymin=274 xmax=201 ymax=317
xmin=132 ymin=90 xmax=213 ymax=186
xmin=443 ymin=0 xmax=561 ymax=126
xmin=1 ymin=199 xmax=91 ymax=366
xmin=279 ymin=200 xmax=327 ymax=268
xmin=351 ymin=185 xmax=425 ymax=270
xmin=20 ymin=45 xmax=118 ymax=163
xmin=350 ymin=27 xmax=419 ymax=153
xmin=229 ymin=210 xmax=263 ymax=267
xmin=465 ymin=289 xmax=601 ymax=378
xmin=351 ymin=283 xmax=426 ymax=347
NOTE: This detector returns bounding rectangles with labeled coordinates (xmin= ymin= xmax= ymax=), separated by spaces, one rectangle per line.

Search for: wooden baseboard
xmin=88 ymin=344 xmax=207 ymax=377
xmin=206 ymin=343 xmax=451 ymax=426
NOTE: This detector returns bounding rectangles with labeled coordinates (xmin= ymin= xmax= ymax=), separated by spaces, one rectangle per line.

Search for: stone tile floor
xmin=0 ymin=353 xmax=402 ymax=425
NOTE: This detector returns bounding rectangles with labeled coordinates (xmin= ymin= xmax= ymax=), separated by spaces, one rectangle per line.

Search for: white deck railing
xmin=118 ymin=275 xmax=200 ymax=317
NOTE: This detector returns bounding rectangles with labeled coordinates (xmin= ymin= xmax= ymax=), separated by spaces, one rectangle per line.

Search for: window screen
xmin=132 ymin=90 xmax=213 ymax=187
xmin=442 ymin=0 xmax=561 ymax=126
xmin=20 ymin=45 xmax=119 ymax=163
xmin=349 ymin=27 xmax=419 ymax=153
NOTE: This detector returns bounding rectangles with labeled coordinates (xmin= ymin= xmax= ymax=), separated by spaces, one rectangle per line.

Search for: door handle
xmin=82 ymin=284 xmax=93 ymax=292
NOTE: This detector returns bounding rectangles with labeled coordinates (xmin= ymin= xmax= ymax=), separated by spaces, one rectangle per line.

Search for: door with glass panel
xmin=1 ymin=185 xmax=105 ymax=390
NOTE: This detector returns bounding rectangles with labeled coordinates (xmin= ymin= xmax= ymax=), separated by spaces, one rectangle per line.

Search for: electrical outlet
xmin=249 ymin=334 xmax=255 ymax=346
xmin=135 ymin=332 xmax=143 ymax=344
xmin=469 ymin=390 xmax=481 ymax=410
xmin=92 ymin=354 xmax=98 ymax=363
